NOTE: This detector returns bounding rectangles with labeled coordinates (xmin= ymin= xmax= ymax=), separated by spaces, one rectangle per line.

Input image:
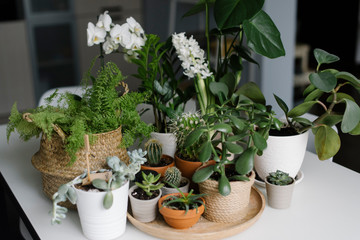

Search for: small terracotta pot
xmin=174 ymin=154 xmax=215 ymax=181
xmin=141 ymin=154 xmax=175 ymax=177
xmin=158 ymin=193 xmax=205 ymax=229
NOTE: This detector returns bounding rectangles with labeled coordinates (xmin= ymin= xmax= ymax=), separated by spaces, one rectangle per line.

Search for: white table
xmin=1 ymin=124 xmax=360 ymax=240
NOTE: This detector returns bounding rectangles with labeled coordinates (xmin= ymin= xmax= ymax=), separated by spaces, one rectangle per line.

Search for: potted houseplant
xmin=158 ymin=183 xmax=206 ymax=229
xmin=265 ymin=170 xmax=295 ymax=209
xmin=255 ymin=48 xmax=360 ymax=180
xmin=128 ymin=172 xmax=164 ymax=223
xmin=141 ymin=138 xmax=175 ymax=177
xmin=161 ymin=166 xmax=190 ymax=196
xmin=6 ymin=12 xmax=154 ymax=203
xmin=50 ymin=149 xmax=147 ymax=240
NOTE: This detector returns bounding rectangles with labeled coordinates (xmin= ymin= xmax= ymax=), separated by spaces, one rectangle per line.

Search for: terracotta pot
xmin=158 ymin=193 xmax=205 ymax=229
xmin=198 ymin=170 xmax=255 ymax=223
xmin=161 ymin=177 xmax=190 ymax=196
xmin=174 ymin=153 xmax=215 ymax=181
xmin=141 ymin=154 xmax=175 ymax=177
xmin=265 ymin=177 xmax=295 ymax=209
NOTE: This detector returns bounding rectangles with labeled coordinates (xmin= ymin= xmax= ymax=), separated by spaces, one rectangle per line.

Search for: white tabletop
xmin=1 ymin=124 xmax=360 ymax=240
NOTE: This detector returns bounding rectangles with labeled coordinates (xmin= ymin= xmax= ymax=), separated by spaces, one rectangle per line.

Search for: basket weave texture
xmin=31 ymin=126 xmax=129 ymax=207
xmin=198 ymin=170 xmax=255 ymax=223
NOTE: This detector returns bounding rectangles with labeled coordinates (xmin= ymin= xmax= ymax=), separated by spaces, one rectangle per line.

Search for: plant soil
xmin=176 ymin=153 xmax=198 ymax=162
xmin=162 ymin=198 xmax=201 ymax=211
xmin=269 ymin=127 xmax=299 ymax=136
xmin=131 ymin=187 xmax=160 ymax=200
xmin=210 ymin=166 xmax=251 ymax=181
xmin=142 ymin=157 xmax=173 ymax=167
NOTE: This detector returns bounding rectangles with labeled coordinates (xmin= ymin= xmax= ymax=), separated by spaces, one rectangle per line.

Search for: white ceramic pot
xmin=254 ymin=131 xmax=309 ymax=181
xmin=128 ymin=185 xmax=162 ymax=223
xmin=150 ymin=132 xmax=176 ymax=158
xmin=74 ymin=181 xmax=129 ymax=240
xmin=265 ymin=177 xmax=295 ymax=209
xmin=161 ymin=177 xmax=190 ymax=196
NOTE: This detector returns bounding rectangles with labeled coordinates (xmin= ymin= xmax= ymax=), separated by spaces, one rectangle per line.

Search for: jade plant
xmin=144 ymin=138 xmax=163 ymax=166
xmin=185 ymin=82 xmax=281 ymax=196
xmin=135 ymin=172 xmax=164 ymax=197
xmin=266 ymin=170 xmax=293 ymax=186
xmin=164 ymin=166 xmax=182 ymax=188
xmin=50 ymin=149 xmax=147 ymax=224
xmin=274 ymin=48 xmax=360 ymax=160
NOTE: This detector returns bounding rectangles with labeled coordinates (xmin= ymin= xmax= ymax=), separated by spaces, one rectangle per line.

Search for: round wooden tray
xmin=127 ymin=186 xmax=265 ymax=240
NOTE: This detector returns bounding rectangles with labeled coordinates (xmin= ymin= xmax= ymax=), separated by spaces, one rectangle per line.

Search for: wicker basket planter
xmin=198 ymin=170 xmax=255 ymax=223
xmin=31 ymin=126 xmax=128 ymax=207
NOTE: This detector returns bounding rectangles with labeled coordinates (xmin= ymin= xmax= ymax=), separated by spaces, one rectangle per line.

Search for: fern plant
xmin=7 ymin=60 xmax=154 ymax=165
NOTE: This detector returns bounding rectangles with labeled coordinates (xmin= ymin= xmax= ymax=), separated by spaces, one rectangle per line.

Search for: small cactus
xmin=164 ymin=167 xmax=182 ymax=187
xmin=267 ymin=170 xmax=293 ymax=186
xmin=145 ymin=139 xmax=162 ymax=166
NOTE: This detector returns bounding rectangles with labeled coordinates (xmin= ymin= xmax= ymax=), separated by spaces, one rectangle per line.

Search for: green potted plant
xmin=161 ymin=166 xmax=190 ymax=196
xmin=50 ymin=149 xmax=147 ymax=240
xmin=255 ymin=48 xmax=360 ymax=180
xmin=128 ymin=171 xmax=164 ymax=223
xmin=265 ymin=170 xmax=295 ymax=209
xmin=140 ymin=138 xmax=175 ymax=177
xmin=6 ymin=12 xmax=154 ymax=202
xmin=158 ymin=183 xmax=206 ymax=229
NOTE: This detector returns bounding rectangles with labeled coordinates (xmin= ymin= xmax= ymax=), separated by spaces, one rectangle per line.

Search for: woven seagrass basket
xmin=198 ymin=170 xmax=255 ymax=223
xmin=31 ymin=126 xmax=129 ymax=209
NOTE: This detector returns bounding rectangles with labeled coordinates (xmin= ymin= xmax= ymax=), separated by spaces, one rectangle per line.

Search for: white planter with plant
xmin=50 ymin=149 xmax=147 ymax=240
xmin=265 ymin=170 xmax=295 ymax=209
xmin=128 ymin=172 xmax=164 ymax=223
xmin=161 ymin=166 xmax=190 ymax=196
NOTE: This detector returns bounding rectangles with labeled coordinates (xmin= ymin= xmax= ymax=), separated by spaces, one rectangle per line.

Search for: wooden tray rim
xmin=127 ymin=186 xmax=265 ymax=240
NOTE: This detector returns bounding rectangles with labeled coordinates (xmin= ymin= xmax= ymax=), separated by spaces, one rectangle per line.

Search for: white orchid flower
xmin=126 ymin=17 xmax=145 ymax=38
xmin=87 ymin=22 xmax=106 ymax=46
xmin=96 ymin=11 xmax=112 ymax=32
xmin=110 ymin=23 xmax=133 ymax=49
xmin=103 ymin=36 xmax=119 ymax=54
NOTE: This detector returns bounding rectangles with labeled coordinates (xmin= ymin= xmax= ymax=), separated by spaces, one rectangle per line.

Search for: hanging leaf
xmin=228 ymin=115 xmax=245 ymax=130
xmin=218 ymin=172 xmax=231 ymax=196
xmin=211 ymin=123 xmax=232 ymax=133
xmin=326 ymin=92 xmax=355 ymax=103
xmin=243 ymin=10 xmax=285 ymax=58
xmin=288 ymin=101 xmax=317 ymax=118
xmin=309 ymin=72 xmax=337 ymax=93
xmin=336 ymin=71 xmax=360 ymax=89
xmin=103 ymin=191 xmax=113 ymax=209
xmin=313 ymin=48 xmax=340 ymax=66
xmin=199 ymin=141 xmax=212 ymax=163
xmin=235 ymin=147 xmax=255 ymax=175
xmin=314 ymin=125 xmax=340 ymax=160
xmin=341 ymin=99 xmax=360 ymax=133
xmin=236 ymin=82 xmax=265 ymax=104
xmin=349 ymin=122 xmax=360 ymax=135
xmin=226 ymin=141 xmax=244 ymax=154
xmin=192 ymin=165 xmax=214 ymax=183
xmin=214 ymin=0 xmax=264 ymax=30
xmin=252 ymin=131 xmax=267 ymax=151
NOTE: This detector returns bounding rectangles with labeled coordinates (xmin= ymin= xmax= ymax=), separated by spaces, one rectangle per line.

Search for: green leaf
xmin=341 ymin=99 xmax=360 ymax=133
xmin=211 ymin=123 xmax=232 ymax=133
xmin=235 ymin=82 xmax=265 ymax=104
xmin=218 ymin=172 xmax=231 ymax=196
xmin=309 ymin=72 xmax=337 ymax=92
xmin=243 ymin=10 xmax=285 ymax=58
xmin=192 ymin=165 xmax=214 ymax=183
xmin=228 ymin=115 xmax=245 ymax=130
xmin=316 ymin=114 xmax=343 ymax=127
xmin=219 ymin=72 xmax=236 ymax=96
xmin=252 ymin=131 xmax=267 ymax=151
xmin=326 ymin=92 xmax=355 ymax=103
xmin=92 ymin=179 xmax=108 ymax=190
xmin=288 ymin=101 xmax=317 ymax=118
xmin=303 ymin=84 xmax=316 ymax=96
xmin=314 ymin=48 xmax=340 ymax=66
xmin=184 ymin=128 xmax=206 ymax=148
xmin=235 ymin=147 xmax=255 ymax=175
xmin=304 ymin=89 xmax=324 ymax=102
xmin=66 ymin=187 xmax=77 ymax=204
xmin=214 ymin=0 xmax=264 ymax=29
xmin=314 ymin=125 xmax=340 ymax=160
xmin=227 ymin=134 xmax=245 ymax=142
xmin=335 ymin=71 xmax=360 ymax=88
xmin=199 ymin=141 xmax=212 ymax=163
xmin=209 ymin=81 xmax=229 ymax=99
xmin=103 ymin=191 xmax=113 ymax=209
xmin=226 ymin=142 xmax=244 ymax=154
xmin=349 ymin=122 xmax=360 ymax=135
xmin=273 ymin=94 xmax=289 ymax=115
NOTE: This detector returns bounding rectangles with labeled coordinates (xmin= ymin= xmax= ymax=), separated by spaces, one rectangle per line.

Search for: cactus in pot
xmin=145 ymin=139 xmax=163 ymax=166
xmin=162 ymin=166 xmax=190 ymax=196
xmin=164 ymin=166 xmax=182 ymax=188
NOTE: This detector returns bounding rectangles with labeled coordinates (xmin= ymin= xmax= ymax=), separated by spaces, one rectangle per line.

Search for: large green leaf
xmin=314 ymin=125 xmax=340 ymax=160
xmin=192 ymin=165 xmax=214 ymax=183
xmin=336 ymin=71 xmax=360 ymax=89
xmin=236 ymin=82 xmax=265 ymax=104
xmin=214 ymin=0 xmax=264 ymax=29
xmin=184 ymin=128 xmax=206 ymax=148
xmin=314 ymin=48 xmax=340 ymax=66
xmin=219 ymin=73 xmax=236 ymax=96
xmin=288 ymin=101 xmax=317 ymax=118
xmin=209 ymin=81 xmax=229 ymax=100
xmin=341 ymin=99 xmax=360 ymax=133
xmin=228 ymin=115 xmax=246 ymax=130
xmin=326 ymin=92 xmax=355 ymax=103
xmin=103 ymin=191 xmax=113 ymax=209
xmin=309 ymin=72 xmax=337 ymax=92
xmin=211 ymin=123 xmax=232 ymax=133
xmin=226 ymin=141 xmax=244 ymax=154
xmin=235 ymin=147 xmax=255 ymax=175
xmin=274 ymin=94 xmax=289 ymax=115
xmin=243 ymin=10 xmax=285 ymax=58
xmin=219 ymin=172 xmax=231 ymax=196
xmin=199 ymin=141 xmax=212 ymax=163
xmin=349 ymin=122 xmax=360 ymax=135
xmin=252 ymin=131 xmax=267 ymax=151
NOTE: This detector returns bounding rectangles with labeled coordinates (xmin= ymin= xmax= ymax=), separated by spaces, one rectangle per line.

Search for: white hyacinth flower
xmin=87 ymin=22 xmax=106 ymax=46
xmin=96 ymin=11 xmax=112 ymax=32
xmin=103 ymin=36 xmax=119 ymax=54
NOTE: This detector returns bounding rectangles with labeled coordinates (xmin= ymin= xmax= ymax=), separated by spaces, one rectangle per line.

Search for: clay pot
xmin=158 ymin=193 xmax=205 ymax=229
xmin=174 ymin=153 xmax=215 ymax=181
xmin=141 ymin=154 xmax=175 ymax=177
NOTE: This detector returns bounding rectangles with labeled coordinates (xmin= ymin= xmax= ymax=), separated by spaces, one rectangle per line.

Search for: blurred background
xmin=1 ymin=0 xmax=360 ymax=237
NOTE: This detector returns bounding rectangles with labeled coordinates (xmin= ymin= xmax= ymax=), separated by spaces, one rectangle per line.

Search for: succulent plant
xmin=135 ymin=172 xmax=164 ymax=197
xmin=145 ymin=139 xmax=162 ymax=166
xmin=266 ymin=170 xmax=294 ymax=186
xmin=169 ymin=112 xmax=205 ymax=160
xmin=164 ymin=166 xmax=182 ymax=188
